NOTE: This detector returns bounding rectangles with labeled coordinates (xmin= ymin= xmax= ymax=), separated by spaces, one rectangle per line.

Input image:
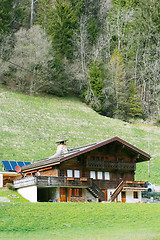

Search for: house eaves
xmin=22 ymin=136 xmax=151 ymax=173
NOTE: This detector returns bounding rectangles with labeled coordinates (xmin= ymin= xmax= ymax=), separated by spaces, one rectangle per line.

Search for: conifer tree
xmin=88 ymin=60 xmax=104 ymax=98
xmin=83 ymin=60 xmax=106 ymax=112
xmin=47 ymin=0 xmax=77 ymax=58
xmin=126 ymin=81 xmax=143 ymax=118
xmin=36 ymin=0 xmax=52 ymax=31
xmin=0 ymin=0 xmax=12 ymax=36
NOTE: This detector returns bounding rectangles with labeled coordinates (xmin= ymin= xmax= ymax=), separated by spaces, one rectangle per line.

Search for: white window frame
xmin=74 ymin=170 xmax=80 ymax=178
xmin=67 ymin=169 xmax=73 ymax=177
xmin=104 ymin=172 xmax=110 ymax=180
xmin=97 ymin=171 xmax=103 ymax=180
xmin=90 ymin=171 xmax=96 ymax=179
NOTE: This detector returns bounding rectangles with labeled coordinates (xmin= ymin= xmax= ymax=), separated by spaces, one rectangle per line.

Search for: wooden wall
xmin=39 ymin=168 xmax=58 ymax=177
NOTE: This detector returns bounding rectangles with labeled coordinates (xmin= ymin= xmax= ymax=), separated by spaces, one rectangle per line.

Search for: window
xmin=97 ymin=171 xmax=103 ymax=179
xmin=104 ymin=172 xmax=110 ymax=180
xmin=91 ymin=156 xmax=95 ymax=161
xmin=70 ymin=188 xmax=82 ymax=197
xmin=133 ymin=191 xmax=138 ymax=199
xmin=120 ymin=172 xmax=124 ymax=179
xmin=67 ymin=170 xmax=73 ymax=177
xmin=60 ymin=170 xmax=64 ymax=177
xmin=74 ymin=170 xmax=80 ymax=178
xmin=90 ymin=171 xmax=96 ymax=179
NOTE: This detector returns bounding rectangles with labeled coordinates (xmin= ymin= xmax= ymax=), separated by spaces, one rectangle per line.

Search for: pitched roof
xmin=22 ymin=136 xmax=151 ymax=172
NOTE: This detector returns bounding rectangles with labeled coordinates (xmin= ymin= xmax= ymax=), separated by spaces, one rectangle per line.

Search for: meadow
xmin=0 ymin=200 xmax=160 ymax=240
xmin=0 ymin=87 xmax=160 ymax=184
xmin=0 ymin=188 xmax=160 ymax=240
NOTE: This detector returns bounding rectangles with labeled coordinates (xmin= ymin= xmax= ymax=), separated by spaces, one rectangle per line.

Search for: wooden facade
xmin=14 ymin=137 xmax=150 ymax=203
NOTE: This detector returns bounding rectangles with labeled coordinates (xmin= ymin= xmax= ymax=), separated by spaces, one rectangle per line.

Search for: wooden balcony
xmin=86 ymin=160 xmax=136 ymax=171
xmin=123 ymin=180 xmax=147 ymax=189
xmin=110 ymin=180 xmax=147 ymax=202
xmin=14 ymin=176 xmax=92 ymax=189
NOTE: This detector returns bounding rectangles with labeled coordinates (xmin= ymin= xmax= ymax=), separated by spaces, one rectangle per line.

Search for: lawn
xmin=0 ymin=202 xmax=160 ymax=240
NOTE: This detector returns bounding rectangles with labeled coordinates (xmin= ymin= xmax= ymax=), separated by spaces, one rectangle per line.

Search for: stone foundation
xmin=70 ymin=197 xmax=85 ymax=202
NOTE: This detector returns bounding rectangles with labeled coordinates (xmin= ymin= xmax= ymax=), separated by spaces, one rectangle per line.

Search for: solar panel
xmin=10 ymin=161 xmax=18 ymax=171
xmin=25 ymin=162 xmax=31 ymax=165
xmin=2 ymin=161 xmax=31 ymax=171
xmin=18 ymin=162 xmax=25 ymax=168
xmin=2 ymin=161 xmax=12 ymax=171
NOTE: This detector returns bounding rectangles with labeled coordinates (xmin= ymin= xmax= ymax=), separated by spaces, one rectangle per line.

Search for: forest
xmin=0 ymin=0 xmax=160 ymax=121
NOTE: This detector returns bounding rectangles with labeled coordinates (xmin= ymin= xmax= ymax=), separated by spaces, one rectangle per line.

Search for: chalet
xmin=14 ymin=137 xmax=150 ymax=203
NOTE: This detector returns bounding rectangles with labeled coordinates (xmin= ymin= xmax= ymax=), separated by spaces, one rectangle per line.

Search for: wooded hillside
xmin=0 ymin=0 xmax=160 ymax=121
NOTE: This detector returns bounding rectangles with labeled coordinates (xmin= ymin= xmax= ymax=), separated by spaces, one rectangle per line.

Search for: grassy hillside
xmin=0 ymin=87 xmax=160 ymax=184
xmin=0 ymin=202 xmax=160 ymax=240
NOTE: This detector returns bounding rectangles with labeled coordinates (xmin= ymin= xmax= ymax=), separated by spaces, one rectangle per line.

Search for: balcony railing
xmin=123 ymin=180 xmax=147 ymax=188
xmin=14 ymin=176 xmax=92 ymax=189
xmin=86 ymin=160 xmax=136 ymax=171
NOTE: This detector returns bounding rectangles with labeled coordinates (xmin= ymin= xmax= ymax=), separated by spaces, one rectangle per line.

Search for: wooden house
xmin=14 ymin=137 xmax=150 ymax=203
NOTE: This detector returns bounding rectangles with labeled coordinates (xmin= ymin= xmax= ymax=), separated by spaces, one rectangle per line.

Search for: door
xmin=60 ymin=188 xmax=67 ymax=202
xmin=121 ymin=191 xmax=126 ymax=203
xmin=104 ymin=190 xmax=108 ymax=201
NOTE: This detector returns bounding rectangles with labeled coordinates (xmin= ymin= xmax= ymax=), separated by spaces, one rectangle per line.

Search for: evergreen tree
xmin=88 ymin=60 xmax=104 ymax=98
xmin=83 ymin=60 xmax=106 ymax=112
xmin=47 ymin=0 xmax=77 ymax=58
xmin=36 ymin=0 xmax=52 ymax=31
xmin=0 ymin=0 xmax=12 ymax=36
xmin=126 ymin=81 xmax=143 ymax=118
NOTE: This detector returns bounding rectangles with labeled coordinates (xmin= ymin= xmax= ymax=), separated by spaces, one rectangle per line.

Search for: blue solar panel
xmin=2 ymin=161 xmax=12 ymax=171
xmin=2 ymin=161 xmax=31 ymax=171
xmin=25 ymin=162 xmax=31 ymax=165
xmin=18 ymin=162 xmax=25 ymax=167
xmin=10 ymin=161 xmax=18 ymax=171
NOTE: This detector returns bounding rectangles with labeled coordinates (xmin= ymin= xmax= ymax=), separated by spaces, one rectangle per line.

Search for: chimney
xmin=48 ymin=140 xmax=68 ymax=159
xmin=56 ymin=140 xmax=68 ymax=155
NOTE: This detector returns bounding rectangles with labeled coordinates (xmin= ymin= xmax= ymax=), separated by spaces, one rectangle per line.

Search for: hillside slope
xmin=0 ymin=87 xmax=159 ymax=184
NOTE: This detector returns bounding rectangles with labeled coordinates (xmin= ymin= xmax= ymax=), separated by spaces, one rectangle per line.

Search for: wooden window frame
xmin=104 ymin=172 xmax=110 ymax=180
xmin=59 ymin=170 xmax=64 ymax=177
xmin=97 ymin=171 xmax=103 ymax=180
xmin=90 ymin=171 xmax=96 ymax=179
xmin=70 ymin=188 xmax=82 ymax=197
xmin=74 ymin=170 xmax=80 ymax=178
xmin=67 ymin=170 xmax=73 ymax=178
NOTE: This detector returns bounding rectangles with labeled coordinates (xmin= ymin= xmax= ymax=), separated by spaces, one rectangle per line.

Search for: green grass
xmin=0 ymin=202 xmax=160 ymax=240
xmin=0 ymin=86 xmax=160 ymax=184
xmin=0 ymin=188 xmax=28 ymax=203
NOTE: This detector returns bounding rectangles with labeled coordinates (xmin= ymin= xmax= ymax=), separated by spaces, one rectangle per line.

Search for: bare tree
xmin=1 ymin=25 xmax=52 ymax=95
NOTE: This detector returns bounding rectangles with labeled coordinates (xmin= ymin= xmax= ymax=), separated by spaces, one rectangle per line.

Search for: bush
xmin=6 ymin=183 xmax=15 ymax=191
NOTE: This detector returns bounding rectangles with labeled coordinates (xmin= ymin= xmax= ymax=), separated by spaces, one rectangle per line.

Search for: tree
xmin=109 ymin=48 xmax=126 ymax=114
xmin=47 ymin=0 xmax=77 ymax=58
xmin=82 ymin=60 xmax=106 ymax=112
xmin=0 ymin=0 xmax=12 ymax=36
xmin=0 ymin=26 xmax=52 ymax=95
xmin=36 ymin=0 xmax=52 ymax=31
xmin=88 ymin=60 xmax=104 ymax=97
xmin=125 ymin=81 xmax=143 ymax=119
